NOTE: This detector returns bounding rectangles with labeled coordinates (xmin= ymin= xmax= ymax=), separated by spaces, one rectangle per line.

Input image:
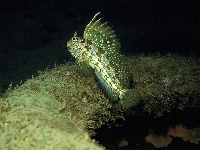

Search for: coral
xmin=146 ymin=125 xmax=200 ymax=148
xmin=168 ymin=125 xmax=200 ymax=144
xmin=145 ymin=134 xmax=172 ymax=148
xmin=168 ymin=125 xmax=189 ymax=141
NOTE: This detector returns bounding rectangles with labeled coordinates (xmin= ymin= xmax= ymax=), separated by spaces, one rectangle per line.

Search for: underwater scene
xmin=0 ymin=0 xmax=199 ymax=149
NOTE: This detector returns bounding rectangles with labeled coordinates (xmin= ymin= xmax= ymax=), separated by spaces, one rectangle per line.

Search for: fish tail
xmin=119 ymin=89 xmax=141 ymax=109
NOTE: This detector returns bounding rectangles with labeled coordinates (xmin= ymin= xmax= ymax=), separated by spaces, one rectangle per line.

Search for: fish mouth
xmin=67 ymin=42 xmax=71 ymax=49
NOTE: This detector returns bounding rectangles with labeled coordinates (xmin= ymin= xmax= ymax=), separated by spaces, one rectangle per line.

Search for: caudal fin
xmin=119 ymin=89 xmax=141 ymax=109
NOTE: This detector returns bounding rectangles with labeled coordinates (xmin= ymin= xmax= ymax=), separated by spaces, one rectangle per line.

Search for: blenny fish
xmin=67 ymin=12 xmax=140 ymax=109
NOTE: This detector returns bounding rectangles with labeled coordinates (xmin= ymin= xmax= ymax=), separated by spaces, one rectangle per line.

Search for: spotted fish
xmin=67 ymin=12 xmax=140 ymax=108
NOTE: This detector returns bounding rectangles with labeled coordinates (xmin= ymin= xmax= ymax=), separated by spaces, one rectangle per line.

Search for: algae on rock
xmin=128 ymin=54 xmax=200 ymax=116
xmin=0 ymin=63 xmax=123 ymax=150
xmin=0 ymin=54 xmax=200 ymax=149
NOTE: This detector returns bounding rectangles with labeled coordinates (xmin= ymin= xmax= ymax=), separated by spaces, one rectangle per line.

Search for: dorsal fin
xmin=83 ymin=12 xmax=121 ymax=52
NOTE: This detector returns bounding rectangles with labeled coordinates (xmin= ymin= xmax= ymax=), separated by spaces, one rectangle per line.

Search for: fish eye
xmin=72 ymin=37 xmax=76 ymax=41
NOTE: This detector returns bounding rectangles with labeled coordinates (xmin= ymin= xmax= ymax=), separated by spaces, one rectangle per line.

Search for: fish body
xmin=67 ymin=12 xmax=140 ymax=106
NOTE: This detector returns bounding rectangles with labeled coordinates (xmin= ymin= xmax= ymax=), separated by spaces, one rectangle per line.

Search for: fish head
xmin=67 ymin=32 xmax=87 ymax=60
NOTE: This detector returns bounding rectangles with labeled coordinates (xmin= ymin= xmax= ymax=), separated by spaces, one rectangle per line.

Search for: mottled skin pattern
xmin=67 ymin=12 xmax=131 ymax=102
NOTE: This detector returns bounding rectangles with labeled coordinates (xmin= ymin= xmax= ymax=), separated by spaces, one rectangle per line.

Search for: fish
xmin=67 ymin=12 xmax=140 ymax=109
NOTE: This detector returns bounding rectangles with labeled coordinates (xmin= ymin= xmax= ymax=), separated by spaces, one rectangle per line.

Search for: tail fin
xmin=119 ymin=89 xmax=141 ymax=109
